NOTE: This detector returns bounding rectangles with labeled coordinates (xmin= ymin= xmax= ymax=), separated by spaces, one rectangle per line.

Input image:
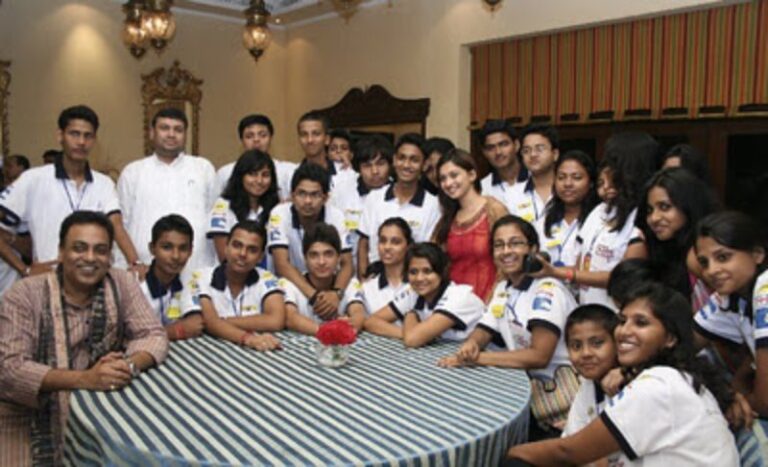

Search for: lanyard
xmin=528 ymin=190 xmax=539 ymax=221
xmin=505 ymin=284 xmax=526 ymax=327
xmin=61 ymin=180 xmax=88 ymax=212
xmin=554 ymin=221 xmax=579 ymax=264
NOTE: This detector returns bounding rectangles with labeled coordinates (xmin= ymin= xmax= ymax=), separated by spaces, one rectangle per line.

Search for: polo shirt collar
xmin=491 ymin=170 xmax=503 ymax=186
xmin=145 ymin=261 xmax=183 ymax=299
xmin=300 ymin=157 xmax=337 ymax=176
xmin=210 ymin=263 xmax=260 ymax=291
xmin=357 ymin=176 xmax=371 ymax=196
xmin=490 ymin=167 xmax=528 ymax=185
xmin=54 ymin=157 xmax=94 ymax=182
xmin=523 ymin=177 xmax=535 ymax=193
xmin=415 ymin=281 xmax=450 ymax=310
xmin=290 ymin=204 xmax=326 ymax=229
xmin=384 ymin=184 xmax=427 ymax=207
xmin=507 ymin=275 xmax=533 ymax=291
xmin=378 ymin=273 xmax=389 ymax=290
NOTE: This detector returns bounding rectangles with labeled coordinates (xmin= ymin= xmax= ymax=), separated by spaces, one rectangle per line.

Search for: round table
xmin=64 ymin=333 xmax=531 ymax=466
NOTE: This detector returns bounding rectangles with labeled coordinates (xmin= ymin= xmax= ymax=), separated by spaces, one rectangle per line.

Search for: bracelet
xmin=239 ymin=332 xmax=253 ymax=346
xmin=175 ymin=322 xmax=186 ymax=340
xmin=564 ymin=268 xmax=575 ymax=284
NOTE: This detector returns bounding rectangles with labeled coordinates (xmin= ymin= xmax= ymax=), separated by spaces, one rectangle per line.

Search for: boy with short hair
xmin=185 ymin=221 xmax=286 ymax=351
xmin=140 ymin=214 xmax=203 ymax=341
xmin=509 ymin=123 xmax=560 ymax=222
xmin=284 ymin=223 xmax=366 ymax=335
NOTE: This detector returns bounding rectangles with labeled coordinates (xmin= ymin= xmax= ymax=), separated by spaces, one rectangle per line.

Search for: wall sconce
xmin=122 ymin=0 xmax=148 ymax=58
xmin=243 ymin=0 xmax=272 ymax=61
xmin=142 ymin=0 xmax=176 ymax=51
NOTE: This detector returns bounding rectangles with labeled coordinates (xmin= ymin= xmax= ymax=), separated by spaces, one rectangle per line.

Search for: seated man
xmin=140 ymin=214 xmax=204 ymax=341
xmin=267 ymin=163 xmax=353 ymax=316
xmin=185 ymin=221 xmax=285 ymax=351
xmin=0 ymin=211 xmax=168 ymax=465
xmin=284 ymin=223 xmax=366 ymax=335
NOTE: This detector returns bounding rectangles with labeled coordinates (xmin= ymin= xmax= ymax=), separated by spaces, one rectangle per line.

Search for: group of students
xmin=1 ymin=102 xmax=766 ymax=465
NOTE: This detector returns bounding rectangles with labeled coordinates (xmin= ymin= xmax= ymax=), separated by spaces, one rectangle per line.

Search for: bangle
xmin=239 ymin=332 xmax=252 ymax=346
xmin=564 ymin=268 xmax=575 ymax=283
xmin=175 ymin=322 xmax=186 ymax=340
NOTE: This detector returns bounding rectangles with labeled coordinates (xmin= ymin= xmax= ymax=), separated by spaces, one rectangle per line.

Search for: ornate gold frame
xmin=141 ymin=61 xmax=203 ymax=155
xmin=0 ymin=60 xmax=10 ymax=157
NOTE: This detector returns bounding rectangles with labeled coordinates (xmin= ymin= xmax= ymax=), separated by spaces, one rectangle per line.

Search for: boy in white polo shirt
xmin=140 ymin=214 xmax=203 ymax=341
xmin=508 ymin=124 xmax=560 ymax=223
xmin=268 ymin=163 xmax=354 ymax=318
xmin=0 ymin=105 xmax=142 ymax=279
xmin=284 ymin=223 xmax=366 ymax=335
xmin=478 ymin=119 xmax=527 ymax=209
xmin=357 ymin=133 xmax=440 ymax=276
xmin=185 ymin=221 xmax=286 ymax=351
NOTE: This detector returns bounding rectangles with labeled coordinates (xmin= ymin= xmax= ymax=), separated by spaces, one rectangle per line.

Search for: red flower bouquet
xmin=316 ymin=319 xmax=357 ymax=346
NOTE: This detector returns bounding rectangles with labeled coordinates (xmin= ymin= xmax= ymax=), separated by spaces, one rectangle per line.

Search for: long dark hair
xmin=405 ymin=242 xmax=451 ymax=290
xmin=543 ymin=150 xmax=598 ymax=237
xmin=601 ymin=132 xmax=659 ymax=232
xmin=637 ymin=168 xmax=719 ymax=298
xmin=433 ymin=149 xmax=482 ymax=244
xmin=365 ymin=217 xmax=414 ymax=278
xmin=222 ymin=150 xmax=278 ymax=226
xmin=621 ymin=282 xmax=734 ymax=414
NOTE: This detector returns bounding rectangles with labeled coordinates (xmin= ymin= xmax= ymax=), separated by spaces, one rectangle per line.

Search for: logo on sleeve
xmin=756 ymin=308 xmax=768 ymax=330
xmin=269 ymin=214 xmax=281 ymax=226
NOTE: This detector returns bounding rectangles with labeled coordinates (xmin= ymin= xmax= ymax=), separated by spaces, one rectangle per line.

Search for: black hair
xmin=290 ymin=162 xmax=331 ymax=194
xmin=543 ymin=150 xmax=598 ymax=238
xmin=663 ymin=144 xmax=711 ymax=184
xmin=7 ymin=154 xmax=30 ymax=170
xmin=329 ymin=128 xmax=352 ymax=144
xmin=520 ymin=123 xmax=560 ymax=150
xmin=620 ymin=282 xmax=735 ymax=415
xmin=59 ymin=210 xmax=114 ymax=247
xmin=601 ymin=132 xmax=659 ymax=232
xmin=150 ymin=214 xmax=194 ymax=245
xmin=58 ymin=105 xmax=99 ymax=132
xmin=696 ymin=211 xmax=767 ymax=256
xmin=490 ymin=214 xmax=540 ymax=251
xmin=433 ymin=148 xmax=482 ymax=244
xmin=229 ymin=220 xmax=267 ymax=250
xmin=637 ymin=168 xmax=719 ymax=298
xmin=365 ymin=217 xmax=415 ymax=278
xmin=405 ymin=242 xmax=451 ymax=286
xmin=238 ymin=114 xmax=274 ymax=138
xmin=222 ymin=150 xmax=279 ymax=226
xmin=607 ymin=258 xmax=659 ymax=308
xmin=302 ymin=222 xmax=341 ymax=256
xmin=394 ymin=133 xmax=426 ymax=155
xmin=297 ymin=111 xmax=330 ymax=133
xmin=152 ymin=107 xmax=188 ymax=129
xmin=42 ymin=149 xmax=62 ymax=162
xmin=565 ymin=304 xmax=619 ymax=345
xmin=422 ymin=137 xmax=455 ymax=159
xmin=352 ymin=134 xmax=394 ymax=172
xmin=479 ymin=119 xmax=518 ymax=144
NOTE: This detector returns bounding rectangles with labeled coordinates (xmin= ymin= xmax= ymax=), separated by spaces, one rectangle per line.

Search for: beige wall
xmin=0 ymin=0 xmax=730 ymax=173
xmin=283 ymin=0 xmax=730 ymax=154
xmin=0 ymin=0 xmax=289 ymax=173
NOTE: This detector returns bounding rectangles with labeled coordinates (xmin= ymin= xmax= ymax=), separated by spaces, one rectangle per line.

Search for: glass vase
xmin=316 ymin=344 xmax=350 ymax=368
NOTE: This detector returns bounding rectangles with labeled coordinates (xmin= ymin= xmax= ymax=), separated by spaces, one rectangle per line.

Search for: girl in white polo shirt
xmin=508 ymin=282 xmax=739 ymax=466
xmin=438 ymin=215 xmax=579 ymax=435
xmin=366 ymin=242 xmax=485 ymax=347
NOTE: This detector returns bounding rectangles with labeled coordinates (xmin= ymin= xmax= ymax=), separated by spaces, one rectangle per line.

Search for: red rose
xmin=316 ymin=319 xmax=357 ymax=346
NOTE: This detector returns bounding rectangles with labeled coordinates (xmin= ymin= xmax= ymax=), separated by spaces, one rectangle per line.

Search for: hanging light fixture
xmin=242 ymin=0 xmax=272 ymax=62
xmin=122 ymin=0 xmax=148 ymax=58
xmin=142 ymin=0 xmax=176 ymax=52
xmin=330 ymin=0 xmax=361 ymax=21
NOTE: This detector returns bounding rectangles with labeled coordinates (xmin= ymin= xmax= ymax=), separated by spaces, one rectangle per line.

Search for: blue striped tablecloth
xmin=64 ymin=333 xmax=531 ymax=466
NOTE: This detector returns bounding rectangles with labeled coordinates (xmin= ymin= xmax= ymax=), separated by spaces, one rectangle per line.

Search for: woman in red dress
xmin=433 ymin=149 xmax=508 ymax=302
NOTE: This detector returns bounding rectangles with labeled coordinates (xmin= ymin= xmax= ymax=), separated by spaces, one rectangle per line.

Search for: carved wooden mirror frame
xmin=314 ymin=85 xmax=430 ymax=141
xmin=0 ymin=60 xmax=10 ymax=157
xmin=141 ymin=61 xmax=203 ymax=156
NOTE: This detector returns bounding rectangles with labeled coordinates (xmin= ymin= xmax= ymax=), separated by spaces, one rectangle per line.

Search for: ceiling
xmin=174 ymin=0 xmax=380 ymax=26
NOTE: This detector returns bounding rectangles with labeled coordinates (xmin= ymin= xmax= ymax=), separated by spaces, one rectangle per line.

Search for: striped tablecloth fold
xmin=64 ymin=333 xmax=530 ymax=466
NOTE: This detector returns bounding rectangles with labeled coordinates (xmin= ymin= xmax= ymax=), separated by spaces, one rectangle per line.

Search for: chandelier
xmin=122 ymin=0 xmax=148 ymax=58
xmin=243 ymin=0 xmax=272 ymax=62
xmin=121 ymin=0 xmax=176 ymax=57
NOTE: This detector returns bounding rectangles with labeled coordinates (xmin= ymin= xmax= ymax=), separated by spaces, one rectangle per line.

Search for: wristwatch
xmin=126 ymin=359 xmax=140 ymax=378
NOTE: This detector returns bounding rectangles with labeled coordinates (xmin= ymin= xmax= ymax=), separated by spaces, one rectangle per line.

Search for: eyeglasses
xmin=520 ymin=144 xmax=551 ymax=156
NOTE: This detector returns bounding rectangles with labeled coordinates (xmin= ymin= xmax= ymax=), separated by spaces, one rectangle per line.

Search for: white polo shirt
xmin=331 ymin=177 xmax=384 ymax=271
xmin=0 ymin=160 xmax=120 ymax=262
xmin=358 ymin=184 xmax=440 ymax=263
xmin=534 ymin=216 xmax=582 ymax=268
xmin=118 ymin=153 xmax=218 ymax=272
xmin=507 ymin=178 xmax=550 ymax=223
xmin=139 ymin=264 xmax=196 ymax=326
xmin=562 ymin=378 xmax=608 ymax=437
xmin=601 ymin=366 xmax=738 ymax=466
xmin=266 ymin=202 xmax=353 ymax=273
xmin=477 ymin=277 xmax=576 ymax=379
xmin=693 ymin=269 xmax=768 ymax=357
xmin=207 ymin=197 xmax=264 ymax=237
xmin=481 ymin=171 xmax=521 ymax=212
xmin=216 ymin=158 xmax=297 ymax=201
xmin=283 ymin=277 xmax=364 ymax=323
xmin=360 ymin=273 xmax=402 ymax=315
xmin=389 ymin=282 xmax=484 ymax=341
xmin=576 ymin=203 xmax=641 ymax=309
xmin=183 ymin=264 xmax=285 ymax=318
